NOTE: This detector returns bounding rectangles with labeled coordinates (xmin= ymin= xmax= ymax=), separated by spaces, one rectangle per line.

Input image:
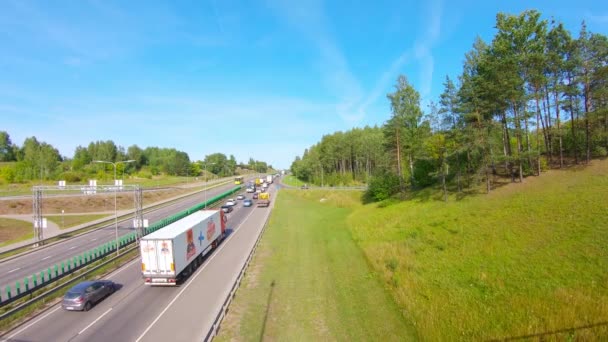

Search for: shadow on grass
xmin=491 ymin=321 xmax=608 ymax=341
xmin=260 ymin=280 xmax=276 ymax=341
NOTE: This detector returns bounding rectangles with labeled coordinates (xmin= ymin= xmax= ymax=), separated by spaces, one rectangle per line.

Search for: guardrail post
xmin=73 ymin=256 xmax=77 ymax=268
xmin=61 ymin=262 xmax=65 ymax=274
xmin=79 ymin=255 xmax=83 ymax=266
xmin=54 ymin=264 xmax=58 ymax=277
xmin=47 ymin=268 xmax=51 ymax=281
xmin=6 ymin=286 xmax=11 ymax=300
xmin=33 ymin=274 xmax=38 ymax=287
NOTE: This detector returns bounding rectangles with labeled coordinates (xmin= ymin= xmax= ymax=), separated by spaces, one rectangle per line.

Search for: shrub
xmin=363 ymin=171 xmax=400 ymax=203
xmin=0 ymin=165 xmax=16 ymax=183
xmin=593 ymin=146 xmax=607 ymax=158
xmin=413 ymin=159 xmax=437 ymax=187
xmin=137 ymin=170 xmax=153 ymax=179
xmin=58 ymin=171 xmax=83 ymax=183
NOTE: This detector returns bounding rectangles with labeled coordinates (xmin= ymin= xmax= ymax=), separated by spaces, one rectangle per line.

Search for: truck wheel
xmin=84 ymin=302 xmax=92 ymax=311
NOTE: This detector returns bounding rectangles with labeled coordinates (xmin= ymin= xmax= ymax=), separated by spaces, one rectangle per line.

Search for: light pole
xmin=94 ymin=159 xmax=135 ymax=256
xmin=204 ymin=162 xmax=216 ymax=209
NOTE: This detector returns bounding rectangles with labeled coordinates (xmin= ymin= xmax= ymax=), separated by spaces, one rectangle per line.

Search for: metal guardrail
xmin=0 ymin=179 xmax=234 ymax=261
xmin=204 ymin=191 xmax=275 ymax=341
xmin=0 ymin=186 xmax=242 ymax=308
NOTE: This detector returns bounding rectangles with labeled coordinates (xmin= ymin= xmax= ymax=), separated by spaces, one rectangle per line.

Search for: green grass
xmin=45 ymin=214 xmax=111 ymax=230
xmin=0 ymin=218 xmax=34 ymax=247
xmin=348 ymin=160 xmax=608 ymax=340
xmin=217 ymin=160 xmax=608 ymax=340
xmin=281 ymin=175 xmax=306 ymax=187
xmin=215 ymin=190 xmax=416 ymax=341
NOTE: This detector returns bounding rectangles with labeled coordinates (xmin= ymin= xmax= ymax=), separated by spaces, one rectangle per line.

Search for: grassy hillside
xmin=219 ymin=160 xmax=607 ymax=340
xmin=349 ymin=160 xmax=608 ymax=340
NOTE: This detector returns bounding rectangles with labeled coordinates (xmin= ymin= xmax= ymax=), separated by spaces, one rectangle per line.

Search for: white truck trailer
xmin=266 ymin=174 xmax=273 ymax=184
xmin=140 ymin=210 xmax=227 ymax=285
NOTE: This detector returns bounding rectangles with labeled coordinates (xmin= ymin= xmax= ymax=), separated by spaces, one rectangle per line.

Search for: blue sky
xmin=1 ymin=0 xmax=607 ymax=169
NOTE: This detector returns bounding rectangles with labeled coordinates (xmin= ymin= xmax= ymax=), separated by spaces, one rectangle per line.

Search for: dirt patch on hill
xmin=0 ymin=188 xmax=194 ymax=215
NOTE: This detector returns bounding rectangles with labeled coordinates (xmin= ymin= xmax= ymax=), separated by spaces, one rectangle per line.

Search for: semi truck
xmin=257 ymin=192 xmax=270 ymax=207
xmin=140 ymin=210 xmax=227 ymax=285
xmin=266 ymin=174 xmax=273 ymax=184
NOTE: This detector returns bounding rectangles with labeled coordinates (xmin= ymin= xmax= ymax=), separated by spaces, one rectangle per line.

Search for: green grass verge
xmin=281 ymin=175 xmax=306 ymax=187
xmin=215 ymin=189 xmax=417 ymax=341
xmin=45 ymin=214 xmax=111 ymax=230
xmin=348 ymin=160 xmax=608 ymax=340
xmin=0 ymin=218 xmax=34 ymax=247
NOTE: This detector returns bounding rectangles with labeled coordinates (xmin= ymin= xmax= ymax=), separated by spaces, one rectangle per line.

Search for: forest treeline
xmin=0 ymin=132 xmax=271 ymax=183
xmin=290 ymin=10 xmax=608 ymax=202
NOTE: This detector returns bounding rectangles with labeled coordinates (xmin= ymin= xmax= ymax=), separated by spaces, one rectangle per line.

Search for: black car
xmin=221 ymin=205 xmax=234 ymax=213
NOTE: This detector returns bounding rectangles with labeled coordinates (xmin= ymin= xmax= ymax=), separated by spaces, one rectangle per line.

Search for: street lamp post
xmin=94 ymin=159 xmax=135 ymax=256
xmin=204 ymin=162 xmax=216 ymax=209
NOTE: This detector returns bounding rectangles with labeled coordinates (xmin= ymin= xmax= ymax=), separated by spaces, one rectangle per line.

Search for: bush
xmin=0 ymin=165 xmax=16 ymax=183
xmin=137 ymin=170 xmax=153 ymax=179
xmin=413 ymin=159 xmax=437 ymax=187
xmin=363 ymin=171 xmax=400 ymax=203
xmin=593 ymin=146 xmax=607 ymax=158
xmin=58 ymin=171 xmax=83 ymax=183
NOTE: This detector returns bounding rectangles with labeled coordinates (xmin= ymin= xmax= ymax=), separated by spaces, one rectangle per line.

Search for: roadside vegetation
xmin=290 ymin=10 xmax=608 ymax=204
xmin=0 ymin=218 xmax=33 ymax=247
xmin=46 ymin=214 xmax=111 ymax=230
xmin=280 ymin=175 xmax=306 ymax=187
xmin=0 ymin=131 xmax=275 ymax=197
xmin=216 ymin=190 xmax=417 ymax=341
xmin=221 ymin=159 xmax=607 ymax=340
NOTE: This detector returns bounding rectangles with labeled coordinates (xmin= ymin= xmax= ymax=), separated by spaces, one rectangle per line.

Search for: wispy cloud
xmin=265 ymin=0 xmax=364 ymax=124
xmin=357 ymin=0 xmax=442 ymax=116
xmin=266 ymin=0 xmax=443 ymax=125
xmin=586 ymin=12 xmax=608 ymax=24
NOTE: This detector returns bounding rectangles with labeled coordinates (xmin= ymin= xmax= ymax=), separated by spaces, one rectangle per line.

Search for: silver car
xmin=62 ymin=280 xmax=116 ymax=311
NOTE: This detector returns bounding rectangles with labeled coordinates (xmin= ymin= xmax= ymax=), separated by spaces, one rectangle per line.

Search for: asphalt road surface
xmin=0 ymin=180 xmax=251 ymax=295
xmin=0 ymin=185 xmax=275 ymax=342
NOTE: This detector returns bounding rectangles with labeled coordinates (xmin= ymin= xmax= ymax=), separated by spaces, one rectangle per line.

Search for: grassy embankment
xmin=218 ymin=160 xmax=608 ymax=340
xmin=280 ymin=175 xmax=306 ymax=187
xmin=46 ymin=214 xmax=110 ymax=230
xmin=0 ymin=214 xmax=111 ymax=247
xmin=216 ymin=189 xmax=417 ymax=341
xmin=0 ymin=218 xmax=33 ymax=247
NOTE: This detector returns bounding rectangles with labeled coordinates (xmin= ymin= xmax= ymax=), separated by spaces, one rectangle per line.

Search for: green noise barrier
xmin=0 ymin=185 xmax=242 ymax=307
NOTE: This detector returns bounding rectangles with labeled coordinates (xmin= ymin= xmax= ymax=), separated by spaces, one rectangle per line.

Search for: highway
xmin=0 ymin=184 xmax=275 ymax=342
xmin=0 ymin=180 xmax=248 ymax=296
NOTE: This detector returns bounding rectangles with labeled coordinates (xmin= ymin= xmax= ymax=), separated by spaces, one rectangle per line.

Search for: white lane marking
xmin=69 ymin=246 xmax=77 ymax=250
xmin=42 ymin=256 xmax=52 ymax=261
xmin=90 ymin=238 xmax=97 ymax=241
xmin=7 ymin=267 xmax=21 ymax=273
xmin=108 ymin=258 xmax=139 ymax=278
xmin=78 ymin=308 xmax=113 ymax=335
xmin=0 ymin=307 xmax=61 ymax=341
xmin=135 ymin=208 xmax=258 ymax=342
